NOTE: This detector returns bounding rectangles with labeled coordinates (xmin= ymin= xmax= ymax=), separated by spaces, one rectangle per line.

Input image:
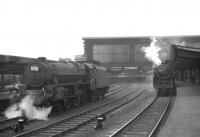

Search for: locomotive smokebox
xmin=153 ymin=62 xmax=177 ymax=97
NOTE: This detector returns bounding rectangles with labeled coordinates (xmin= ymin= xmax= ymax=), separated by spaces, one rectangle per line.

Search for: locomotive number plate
xmin=31 ymin=66 xmax=39 ymax=71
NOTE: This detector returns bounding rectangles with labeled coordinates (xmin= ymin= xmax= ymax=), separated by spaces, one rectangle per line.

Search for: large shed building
xmin=83 ymin=37 xmax=152 ymax=69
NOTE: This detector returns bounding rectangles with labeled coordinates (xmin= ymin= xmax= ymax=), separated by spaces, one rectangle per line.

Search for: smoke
xmin=4 ymin=104 xmax=22 ymax=118
xmin=4 ymin=94 xmax=52 ymax=120
xmin=167 ymin=36 xmax=186 ymax=46
xmin=141 ymin=37 xmax=187 ymax=67
xmin=142 ymin=37 xmax=161 ymax=67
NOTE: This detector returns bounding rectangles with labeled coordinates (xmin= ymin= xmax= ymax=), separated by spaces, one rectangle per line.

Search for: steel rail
xmin=107 ymin=84 xmax=123 ymax=91
xmin=0 ymin=84 xmax=129 ymax=134
xmin=0 ymin=117 xmax=18 ymax=132
xmin=62 ymin=89 xmax=147 ymax=137
xmin=148 ymin=97 xmax=172 ymax=137
xmin=58 ymin=89 xmax=146 ymax=137
xmin=109 ymin=97 xmax=171 ymax=137
xmin=105 ymin=84 xmax=129 ymax=97
xmin=15 ymin=87 xmax=142 ymax=137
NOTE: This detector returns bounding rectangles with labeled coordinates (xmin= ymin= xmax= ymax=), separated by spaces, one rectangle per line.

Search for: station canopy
xmin=172 ymin=45 xmax=200 ymax=69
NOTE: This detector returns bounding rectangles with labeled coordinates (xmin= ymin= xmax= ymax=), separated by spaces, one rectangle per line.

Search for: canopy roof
xmin=172 ymin=45 xmax=200 ymax=69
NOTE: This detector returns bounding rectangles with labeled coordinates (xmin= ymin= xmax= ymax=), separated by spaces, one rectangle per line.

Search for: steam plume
xmin=4 ymin=104 xmax=22 ymax=118
xmin=142 ymin=37 xmax=161 ymax=66
xmin=5 ymin=94 xmax=52 ymax=120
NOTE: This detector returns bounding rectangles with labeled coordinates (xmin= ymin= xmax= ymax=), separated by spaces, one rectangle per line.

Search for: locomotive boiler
xmin=153 ymin=62 xmax=177 ymax=97
xmin=12 ymin=59 xmax=109 ymax=112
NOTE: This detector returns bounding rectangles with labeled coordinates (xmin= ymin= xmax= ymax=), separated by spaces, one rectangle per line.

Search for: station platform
xmin=158 ymin=83 xmax=200 ymax=137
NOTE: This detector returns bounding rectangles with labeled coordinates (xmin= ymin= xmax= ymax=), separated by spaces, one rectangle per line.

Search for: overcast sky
xmin=0 ymin=0 xmax=200 ymax=60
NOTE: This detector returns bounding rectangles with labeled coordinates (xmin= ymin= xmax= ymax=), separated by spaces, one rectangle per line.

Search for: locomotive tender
xmin=13 ymin=59 xmax=109 ymax=112
xmin=153 ymin=62 xmax=177 ymax=97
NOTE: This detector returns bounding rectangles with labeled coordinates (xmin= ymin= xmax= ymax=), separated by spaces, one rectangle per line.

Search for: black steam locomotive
xmin=11 ymin=59 xmax=109 ymax=112
xmin=153 ymin=62 xmax=177 ymax=97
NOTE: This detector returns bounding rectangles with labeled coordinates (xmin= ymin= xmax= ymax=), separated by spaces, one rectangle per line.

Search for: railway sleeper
xmin=124 ymin=131 xmax=149 ymax=135
xmin=57 ymin=125 xmax=72 ymax=128
xmin=42 ymin=130 xmax=62 ymax=134
xmin=50 ymin=127 xmax=65 ymax=131
xmin=39 ymin=132 xmax=56 ymax=136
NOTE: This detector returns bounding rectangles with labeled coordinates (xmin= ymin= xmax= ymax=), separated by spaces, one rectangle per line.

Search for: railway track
xmin=108 ymin=84 xmax=123 ymax=91
xmin=0 ymin=84 xmax=129 ymax=134
xmin=108 ymin=97 xmax=172 ymax=137
xmin=14 ymin=87 xmax=144 ymax=137
xmin=0 ymin=117 xmax=18 ymax=132
xmin=105 ymin=84 xmax=129 ymax=97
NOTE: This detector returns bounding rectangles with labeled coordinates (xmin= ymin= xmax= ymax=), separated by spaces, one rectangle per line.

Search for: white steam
xmin=142 ymin=37 xmax=161 ymax=66
xmin=4 ymin=104 xmax=22 ymax=118
xmin=141 ymin=37 xmax=188 ymax=68
xmin=4 ymin=94 xmax=52 ymax=120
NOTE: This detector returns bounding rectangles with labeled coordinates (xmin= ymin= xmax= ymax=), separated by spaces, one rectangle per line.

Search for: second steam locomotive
xmin=153 ymin=61 xmax=177 ymax=97
xmin=12 ymin=59 xmax=109 ymax=112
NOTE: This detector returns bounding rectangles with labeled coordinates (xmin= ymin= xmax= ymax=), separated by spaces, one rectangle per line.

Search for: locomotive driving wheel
xmin=41 ymin=100 xmax=51 ymax=108
xmin=100 ymin=89 xmax=106 ymax=98
xmin=80 ymin=88 xmax=87 ymax=104
xmin=64 ymin=98 xmax=72 ymax=109
xmin=91 ymin=94 xmax=97 ymax=102
xmin=73 ymin=96 xmax=81 ymax=107
xmin=101 ymin=92 xmax=105 ymax=98
xmin=54 ymin=101 xmax=63 ymax=112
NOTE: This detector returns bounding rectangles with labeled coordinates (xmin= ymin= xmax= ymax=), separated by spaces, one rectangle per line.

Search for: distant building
xmin=75 ymin=55 xmax=87 ymax=61
xmin=83 ymin=37 xmax=152 ymax=69
xmin=59 ymin=58 xmax=72 ymax=62
xmin=83 ymin=36 xmax=200 ymax=69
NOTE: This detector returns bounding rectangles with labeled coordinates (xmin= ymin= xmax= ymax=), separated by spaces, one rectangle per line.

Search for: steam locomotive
xmin=153 ymin=62 xmax=177 ymax=97
xmin=11 ymin=59 xmax=109 ymax=112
